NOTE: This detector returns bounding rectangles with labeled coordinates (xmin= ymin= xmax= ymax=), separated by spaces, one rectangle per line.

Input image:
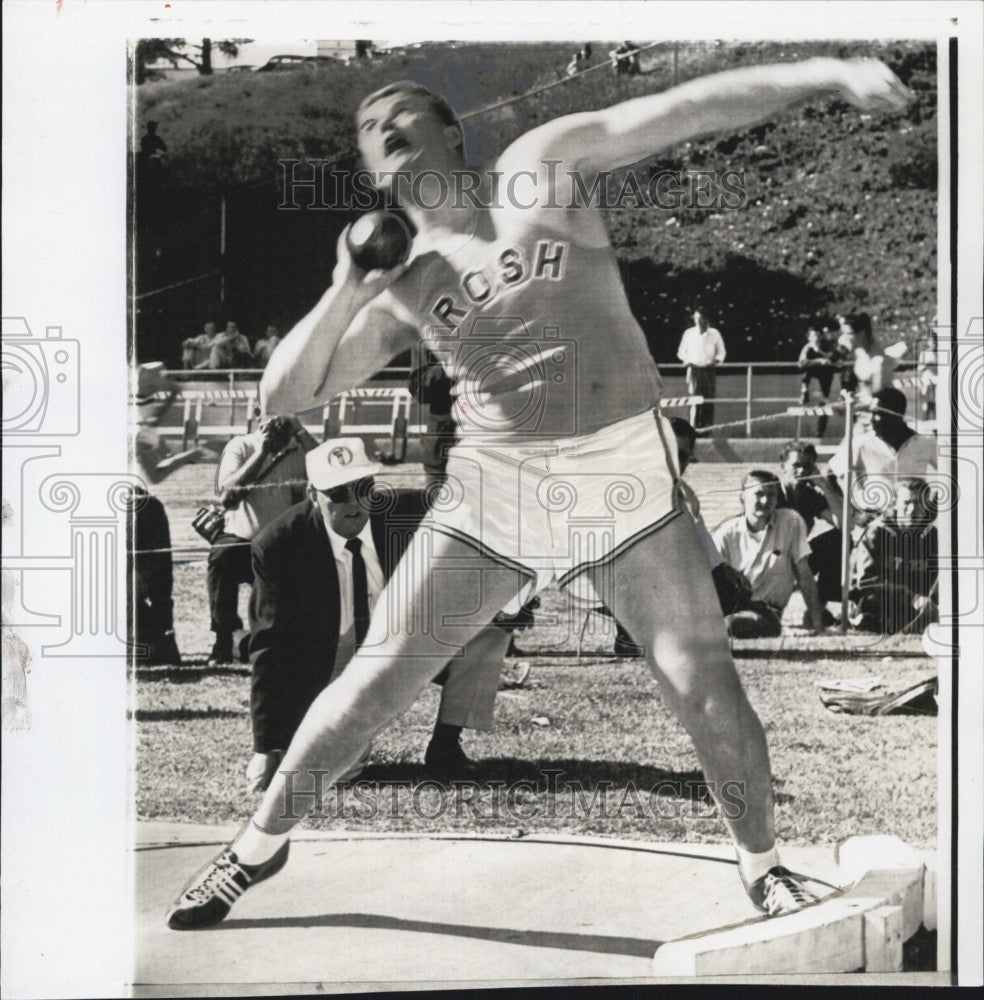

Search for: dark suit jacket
xmin=249 ymin=491 xmax=428 ymax=752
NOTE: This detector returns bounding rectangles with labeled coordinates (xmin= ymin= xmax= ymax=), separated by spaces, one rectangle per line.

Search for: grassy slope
xmin=137 ymin=40 xmax=937 ymax=361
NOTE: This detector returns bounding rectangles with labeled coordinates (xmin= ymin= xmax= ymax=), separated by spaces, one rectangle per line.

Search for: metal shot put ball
xmin=345 ymin=212 xmax=412 ymax=271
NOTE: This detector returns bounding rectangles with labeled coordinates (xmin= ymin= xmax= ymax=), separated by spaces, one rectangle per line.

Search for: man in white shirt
xmin=207 ymin=416 xmax=314 ymax=665
xmin=246 ymin=439 xmax=507 ymax=791
xmin=713 ymin=471 xmax=828 ymax=638
xmin=677 ymin=308 xmax=727 ymax=430
xmin=827 ymin=386 xmax=938 ymax=523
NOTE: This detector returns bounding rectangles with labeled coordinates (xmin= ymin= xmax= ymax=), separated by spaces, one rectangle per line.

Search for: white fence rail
xmin=139 ymin=360 xmax=933 ymax=449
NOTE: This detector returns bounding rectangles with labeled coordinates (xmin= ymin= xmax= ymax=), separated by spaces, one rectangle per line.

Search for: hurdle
xmin=319 ymin=387 xmax=427 ymax=461
xmin=141 ymin=386 xmax=428 ymax=460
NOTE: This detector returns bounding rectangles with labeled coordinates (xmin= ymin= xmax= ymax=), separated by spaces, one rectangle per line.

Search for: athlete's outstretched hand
xmin=836 ymin=59 xmax=913 ymax=112
xmin=332 ymin=225 xmax=409 ymax=302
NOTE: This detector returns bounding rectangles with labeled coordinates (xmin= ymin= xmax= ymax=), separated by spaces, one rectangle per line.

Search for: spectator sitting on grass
xmin=849 ymin=476 xmax=938 ymax=634
xmin=713 ymin=470 xmax=828 ymax=638
xmin=777 ymin=440 xmax=841 ymax=614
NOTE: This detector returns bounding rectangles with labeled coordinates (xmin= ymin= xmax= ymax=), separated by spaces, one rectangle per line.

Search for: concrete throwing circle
xmin=135 ymin=829 xmax=846 ymax=988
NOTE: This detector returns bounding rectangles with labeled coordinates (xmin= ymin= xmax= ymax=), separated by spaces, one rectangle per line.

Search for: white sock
xmin=736 ymin=845 xmax=778 ymax=884
xmin=233 ymin=819 xmax=290 ymax=865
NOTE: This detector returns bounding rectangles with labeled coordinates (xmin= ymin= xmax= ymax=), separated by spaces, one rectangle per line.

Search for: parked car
xmin=256 ymin=54 xmax=338 ymax=72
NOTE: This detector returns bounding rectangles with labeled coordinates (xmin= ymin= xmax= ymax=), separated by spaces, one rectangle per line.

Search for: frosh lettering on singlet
xmin=389 ymin=224 xmax=663 ymax=440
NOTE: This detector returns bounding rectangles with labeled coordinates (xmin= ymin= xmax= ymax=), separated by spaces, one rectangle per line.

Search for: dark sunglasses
xmin=322 ymin=477 xmax=374 ymax=505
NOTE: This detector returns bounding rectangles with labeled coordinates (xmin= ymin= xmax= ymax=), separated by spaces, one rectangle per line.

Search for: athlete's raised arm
xmin=499 ymin=57 xmax=911 ymax=185
xmin=261 ymin=229 xmax=419 ymax=416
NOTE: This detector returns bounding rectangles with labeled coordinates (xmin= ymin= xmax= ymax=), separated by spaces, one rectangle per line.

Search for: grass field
xmin=135 ymin=460 xmax=937 ymax=851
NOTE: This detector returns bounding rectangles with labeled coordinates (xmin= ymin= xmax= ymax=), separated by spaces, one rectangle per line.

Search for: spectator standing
xmin=610 ymin=41 xmax=641 ymax=75
xmin=713 ymin=470 xmax=827 ymax=638
xmin=831 ymin=316 xmax=858 ymax=394
xmin=776 ymin=441 xmax=842 ymax=612
xmin=827 ymin=386 xmax=938 ymax=522
xmin=607 ymin=415 xmax=752 ymax=654
xmin=137 ymin=121 xmax=167 ymax=186
xmin=207 ymin=416 xmax=315 ymax=665
xmin=677 ymin=308 xmax=726 ymax=430
xmin=209 ymin=321 xmax=254 ymax=369
xmin=254 ymin=325 xmax=283 ymax=368
xmin=846 ymin=312 xmax=906 ymax=404
xmin=140 ymin=121 xmax=167 ymax=160
xmin=408 ymin=351 xmax=457 ymax=489
xmin=246 ymin=439 xmax=506 ymax=790
xmin=134 ymin=361 xmax=203 ymax=483
xmin=849 ymin=477 xmax=938 ymax=634
xmin=916 ymin=344 xmax=938 ymax=422
xmin=128 ymin=485 xmax=181 ymax=665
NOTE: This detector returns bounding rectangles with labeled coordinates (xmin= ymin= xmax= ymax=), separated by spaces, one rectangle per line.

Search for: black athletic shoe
xmin=166 ymin=840 xmax=290 ymax=930
xmin=613 ymin=624 xmax=644 ymax=657
xmin=147 ymin=631 xmax=182 ymax=666
xmin=207 ymin=638 xmax=233 ymax=667
xmin=743 ymin=865 xmax=822 ymax=917
xmin=424 ymin=738 xmax=478 ymax=780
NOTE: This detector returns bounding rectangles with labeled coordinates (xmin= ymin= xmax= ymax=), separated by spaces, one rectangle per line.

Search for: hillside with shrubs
xmin=136 ymin=40 xmax=937 ymax=363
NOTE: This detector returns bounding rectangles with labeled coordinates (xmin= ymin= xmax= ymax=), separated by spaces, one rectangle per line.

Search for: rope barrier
xmin=457 ymin=41 xmax=667 ymax=123
xmin=135 ymin=270 xmax=221 ymax=301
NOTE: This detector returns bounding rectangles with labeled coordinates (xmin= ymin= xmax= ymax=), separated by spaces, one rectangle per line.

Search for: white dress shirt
xmin=677 ymin=325 xmax=727 ymax=367
xmin=322 ymin=518 xmax=385 ymax=641
xmin=219 ymin=434 xmax=308 ymax=540
xmin=713 ymin=508 xmax=811 ymax=611
xmin=319 ymin=515 xmax=382 ymax=683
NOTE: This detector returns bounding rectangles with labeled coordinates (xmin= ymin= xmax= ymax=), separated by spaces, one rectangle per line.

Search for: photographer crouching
xmin=205 ymin=415 xmax=315 ymax=665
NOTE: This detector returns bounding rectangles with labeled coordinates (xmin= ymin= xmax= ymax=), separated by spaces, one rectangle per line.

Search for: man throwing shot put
xmin=168 ymin=56 xmax=911 ymax=929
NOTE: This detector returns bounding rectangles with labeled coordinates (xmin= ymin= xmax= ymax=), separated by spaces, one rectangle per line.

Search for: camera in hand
xmin=263 ymin=416 xmax=294 ymax=452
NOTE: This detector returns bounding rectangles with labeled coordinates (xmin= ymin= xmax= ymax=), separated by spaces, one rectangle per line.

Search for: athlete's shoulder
xmin=486 ymin=149 xmax=611 ymax=250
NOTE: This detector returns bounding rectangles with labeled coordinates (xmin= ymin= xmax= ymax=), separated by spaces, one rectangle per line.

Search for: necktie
xmin=345 ymin=537 xmax=370 ymax=646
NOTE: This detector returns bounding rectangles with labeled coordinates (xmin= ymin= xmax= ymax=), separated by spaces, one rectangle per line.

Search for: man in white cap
xmin=245 ymin=438 xmax=508 ymax=794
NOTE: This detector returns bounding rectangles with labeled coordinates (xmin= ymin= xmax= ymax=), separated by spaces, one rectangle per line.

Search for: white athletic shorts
xmin=424 ymin=409 xmax=683 ymax=608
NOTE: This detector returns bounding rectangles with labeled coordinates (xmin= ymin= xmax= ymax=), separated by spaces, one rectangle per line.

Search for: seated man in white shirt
xmin=713 ymin=471 xmax=828 ymax=638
